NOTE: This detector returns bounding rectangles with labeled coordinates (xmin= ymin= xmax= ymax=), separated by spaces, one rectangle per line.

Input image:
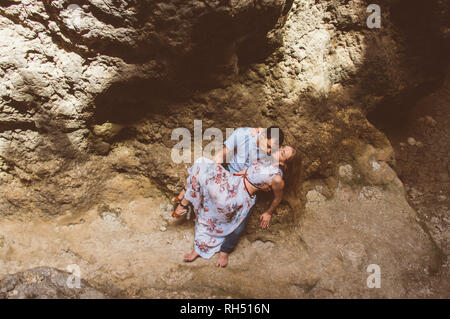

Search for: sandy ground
xmin=0 ymin=190 xmax=311 ymax=298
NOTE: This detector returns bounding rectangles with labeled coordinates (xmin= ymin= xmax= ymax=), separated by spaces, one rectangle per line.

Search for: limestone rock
xmin=408 ymin=137 xmax=417 ymax=146
xmin=0 ymin=0 xmax=448 ymax=298
xmin=338 ymin=164 xmax=354 ymax=182
xmin=0 ymin=267 xmax=107 ymax=299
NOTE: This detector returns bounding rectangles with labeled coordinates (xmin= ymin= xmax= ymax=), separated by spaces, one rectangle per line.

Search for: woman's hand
xmin=260 ymin=175 xmax=284 ymax=230
xmin=260 ymin=212 xmax=272 ymax=229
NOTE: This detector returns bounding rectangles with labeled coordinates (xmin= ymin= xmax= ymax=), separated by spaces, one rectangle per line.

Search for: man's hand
xmin=260 ymin=212 xmax=271 ymax=230
xmin=260 ymin=183 xmax=271 ymax=192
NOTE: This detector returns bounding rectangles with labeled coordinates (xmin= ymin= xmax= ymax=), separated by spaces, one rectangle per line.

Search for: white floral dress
xmin=184 ymin=157 xmax=282 ymax=258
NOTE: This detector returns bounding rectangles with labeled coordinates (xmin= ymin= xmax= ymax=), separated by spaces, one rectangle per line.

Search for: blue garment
xmin=224 ymin=127 xmax=260 ymax=173
xmin=220 ymin=204 xmax=256 ymax=253
xmin=220 ymin=128 xmax=268 ymax=253
xmin=184 ymin=157 xmax=282 ymax=258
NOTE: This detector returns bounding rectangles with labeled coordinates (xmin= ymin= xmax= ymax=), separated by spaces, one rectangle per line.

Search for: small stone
xmin=91 ymin=141 xmax=111 ymax=155
xmin=253 ymin=64 xmax=268 ymax=77
xmin=359 ymin=186 xmax=383 ymax=200
xmin=93 ymin=122 xmax=124 ymax=140
xmin=408 ymin=187 xmax=423 ymax=200
xmin=293 ymin=48 xmax=307 ymax=61
xmin=424 ymin=115 xmax=437 ymax=127
xmin=339 ymin=164 xmax=353 ymax=180
xmin=438 ymin=172 xmax=449 ymax=182
xmin=159 ymin=226 xmax=167 ymax=232
xmin=371 ymin=160 xmax=381 ymax=171
xmin=407 ymin=137 xmax=416 ymax=146
xmin=271 ymin=68 xmax=283 ymax=80
xmin=306 ymin=190 xmax=326 ymax=203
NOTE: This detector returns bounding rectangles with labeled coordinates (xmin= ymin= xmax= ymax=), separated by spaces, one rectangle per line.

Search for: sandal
xmin=171 ymin=202 xmax=189 ymax=218
xmin=171 ymin=187 xmax=187 ymax=203
xmin=171 ymin=196 xmax=181 ymax=203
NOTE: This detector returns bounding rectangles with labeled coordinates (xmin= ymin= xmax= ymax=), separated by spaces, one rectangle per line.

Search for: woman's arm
xmin=260 ymin=175 xmax=284 ymax=229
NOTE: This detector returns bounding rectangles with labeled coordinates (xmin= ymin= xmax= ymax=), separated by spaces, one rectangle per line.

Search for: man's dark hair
xmin=265 ymin=126 xmax=285 ymax=146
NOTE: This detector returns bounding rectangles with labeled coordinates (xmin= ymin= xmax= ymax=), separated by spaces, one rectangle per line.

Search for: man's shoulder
xmin=230 ymin=127 xmax=251 ymax=139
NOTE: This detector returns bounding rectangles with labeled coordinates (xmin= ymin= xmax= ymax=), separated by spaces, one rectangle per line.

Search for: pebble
xmin=272 ymin=68 xmax=283 ymax=80
xmin=407 ymin=137 xmax=416 ymax=146
xmin=425 ymin=115 xmax=437 ymax=127
xmin=159 ymin=226 xmax=167 ymax=232
xmin=306 ymin=190 xmax=326 ymax=203
xmin=339 ymin=164 xmax=353 ymax=180
xmin=371 ymin=161 xmax=381 ymax=171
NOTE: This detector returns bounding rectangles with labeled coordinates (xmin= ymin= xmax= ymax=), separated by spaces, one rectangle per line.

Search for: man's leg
xmin=216 ymin=205 xmax=256 ymax=267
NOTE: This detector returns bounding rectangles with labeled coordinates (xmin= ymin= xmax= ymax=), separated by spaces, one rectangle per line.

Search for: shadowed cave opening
xmin=91 ymin=1 xmax=295 ymax=127
xmin=367 ymin=0 xmax=448 ymax=139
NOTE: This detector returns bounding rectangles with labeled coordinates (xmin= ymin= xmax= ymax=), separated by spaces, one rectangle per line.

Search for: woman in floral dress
xmin=173 ymin=146 xmax=296 ymax=263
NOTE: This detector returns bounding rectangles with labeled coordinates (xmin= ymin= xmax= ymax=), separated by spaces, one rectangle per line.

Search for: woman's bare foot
xmin=183 ymin=250 xmax=200 ymax=262
xmin=215 ymin=252 xmax=228 ymax=267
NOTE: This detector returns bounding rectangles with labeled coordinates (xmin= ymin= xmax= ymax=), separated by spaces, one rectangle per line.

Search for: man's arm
xmin=260 ymin=175 xmax=284 ymax=229
xmin=214 ymin=128 xmax=244 ymax=164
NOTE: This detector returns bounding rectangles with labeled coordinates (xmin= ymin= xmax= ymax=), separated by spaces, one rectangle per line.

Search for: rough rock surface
xmin=0 ymin=0 xmax=449 ymax=298
xmin=369 ymin=71 xmax=450 ymax=295
xmin=0 ymin=266 xmax=106 ymax=299
xmin=0 ymin=0 xmax=292 ymax=215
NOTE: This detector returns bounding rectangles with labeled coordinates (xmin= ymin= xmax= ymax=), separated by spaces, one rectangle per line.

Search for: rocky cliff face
xmin=0 ymin=0 xmax=293 ymax=215
xmin=0 ymin=0 xmax=448 ymax=298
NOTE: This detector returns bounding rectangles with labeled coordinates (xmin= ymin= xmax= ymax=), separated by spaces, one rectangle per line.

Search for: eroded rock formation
xmin=0 ymin=0 xmax=448 ymax=298
xmin=0 ymin=266 xmax=106 ymax=299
